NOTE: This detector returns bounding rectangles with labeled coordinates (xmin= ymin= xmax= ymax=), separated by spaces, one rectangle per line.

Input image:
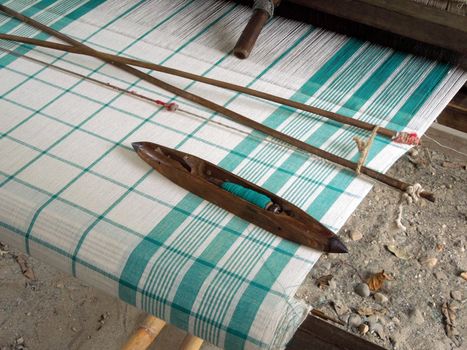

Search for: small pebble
xmin=408 ymin=148 xmax=419 ymax=157
xmin=419 ymin=257 xmax=438 ymax=269
xmin=358 ymin=323 xmax=369 ymax=335
xmin=409 ymin=308 xmax=424 ymax=325
xmin=16 ymin=337 xmax=24 ymax=345
xmin=71 ymin=326 xmax=78 ymax=332
xmin=460 ymin=271 xmax=467 ymax=281
xmin=348 ymin=314 xmax=362 ymax=328
xmin=350 ymin=230 xmax=363 ymax=241
xmin=355 ymin=283 xmax=370 ymax=297
xmin=368 ymin=315 xmax=379 ymax=329
xmin=451 ymin=290 xmax=462 ymax=301
xmin=56 ymin=283 xmax=64 ymax=289
xmin=321 ymin=261 xmax=332 ymax=271
xmin=374 ymin=292 xmax=389 ymax=304
xmin=434 ymin=270 xmax=447 ymax=280
xmin=371 ymin=323 xmax=385 ymax=339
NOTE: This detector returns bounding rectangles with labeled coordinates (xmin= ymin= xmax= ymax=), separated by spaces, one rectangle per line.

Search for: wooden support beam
xmin=179 ymin=334 xmax=204 ymax=350
xmin=121 ymin=315 xmax=166 ymax=350
xmin=286 ymin=0 xmax=467 ymax=55
xmin=287 ymin=315 xmax=387 ymax=350
xmin=437 ymin=86 xmax=467 ymax=133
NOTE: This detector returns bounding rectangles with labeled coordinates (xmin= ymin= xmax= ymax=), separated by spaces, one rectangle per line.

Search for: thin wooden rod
xmin=0 ymin=32 xmax=398 ymax=139
xmin=121 ymin=315 xmax=166 ymax=350
xmin=0 ymin=5 xmax=434 ymax=201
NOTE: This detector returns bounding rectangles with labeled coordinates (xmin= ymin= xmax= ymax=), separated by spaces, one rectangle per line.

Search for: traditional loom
xmin=0 ymin=0 xmax=467 ymax=349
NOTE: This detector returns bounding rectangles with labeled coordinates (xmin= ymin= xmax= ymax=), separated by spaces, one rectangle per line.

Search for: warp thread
xmin=392 ymin=131 xmax=420 ymax=145
xmin=395 ymin=183 xmax=423 ymax=231
xmin=353 ymin=126 xmax=380 ymax=174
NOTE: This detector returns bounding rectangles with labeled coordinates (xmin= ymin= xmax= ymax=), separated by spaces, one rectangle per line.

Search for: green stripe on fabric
xmin=309 ymin=62 xmax=450 ymax=220
xmin=0 ymin=1 xmax=46 ymax=34
xmin=259 ymin=51 xmax=405 ymax=202
xmin=69 ymin=4 xmax=243 ymax=291
xmin=67 ymin=0 xmax=205 ymax=276
xmin=1 ymin=170 xmax=296 ymax=299
xmin=217 ymin=38 xmax=366 ymax=349
xmin=120 ymin=27 xmax=314 ymax=324
xmin=0 ymin=0 xmax=105 ymax=68
xmin=1 ymin=0 xmax=143 ymax=138
xmin=0 ymin=219 xmax=268 ymax=349
xmin=218 ymin=38 xmax=363 ymax=175
xmin=1 ymin=0 xmax=154 ymax=255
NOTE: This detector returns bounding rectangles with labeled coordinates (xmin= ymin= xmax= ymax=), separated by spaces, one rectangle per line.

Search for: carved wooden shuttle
xmin=132 ymin=141 xmax=347 ymax=253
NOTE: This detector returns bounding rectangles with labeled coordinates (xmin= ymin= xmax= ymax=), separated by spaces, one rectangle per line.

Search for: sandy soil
xmin=1 ymin=134 xmax=465 ymax=350
xmin=297 ymin=134 xmax=467 ymax=350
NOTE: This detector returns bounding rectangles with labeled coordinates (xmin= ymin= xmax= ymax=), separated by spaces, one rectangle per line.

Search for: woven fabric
xmin=0 ymin=1 xmax=465 ymax=349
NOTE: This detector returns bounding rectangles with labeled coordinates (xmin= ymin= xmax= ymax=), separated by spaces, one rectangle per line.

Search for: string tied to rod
xmin=353 ymin=125 xmax=380 ymax=175
xmin=154 ymin=99 xmax=179 ymax=112
xmin=395 ymin=182 xmax=423 ymax=231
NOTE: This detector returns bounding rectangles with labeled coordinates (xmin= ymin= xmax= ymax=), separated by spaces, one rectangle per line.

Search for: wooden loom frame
xmin=1 ymin=1 xmax=466 ymax=349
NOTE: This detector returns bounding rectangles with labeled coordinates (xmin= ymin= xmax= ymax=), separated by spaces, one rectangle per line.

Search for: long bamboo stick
xmin=0 ymin=32 xmax=399 ymax=139
xmin=0 ymin=5 xmax=434 ymax=201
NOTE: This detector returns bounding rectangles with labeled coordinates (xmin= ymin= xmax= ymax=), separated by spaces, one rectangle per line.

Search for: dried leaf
xmin=441 ymin=302 xmax=462 ymax=346
xmin=15 ymin=254 xmax=36 ymax=280
xmin=357 ymin=307 xmax=375 ymax=316
xmin=419 ymin=257 xmax=438 ymax=269
xmin=357 ymin=306 xmax=387 ymax=317
xmin=316 ymin=274 xmax=333 ymax=289
xmin=367 ymin=270 xmax=392 ymax=292
xmin=386 ymin=245 xmax=411 ymax=260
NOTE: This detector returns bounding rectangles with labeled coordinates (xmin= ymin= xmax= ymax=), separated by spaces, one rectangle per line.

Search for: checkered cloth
xmin=1 ymin=1 xmax=465 ymax=349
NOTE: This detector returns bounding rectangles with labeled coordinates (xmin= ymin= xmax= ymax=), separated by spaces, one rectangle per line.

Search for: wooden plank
xmin=437 ymin=86 xmax=467 ymax=133
xmin=287 ymin=315 xmax=387 ymax=350
xmin=286 ymin=0 xmax=467 ymax=54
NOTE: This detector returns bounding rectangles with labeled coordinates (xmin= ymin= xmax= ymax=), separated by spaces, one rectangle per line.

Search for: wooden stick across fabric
xmin=0 ymin=32 xmax=400 ymax=139
xmin=0 ymin=5 xmax=435 ymax=201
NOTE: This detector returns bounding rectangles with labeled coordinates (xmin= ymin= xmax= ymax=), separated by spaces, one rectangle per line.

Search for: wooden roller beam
xmin=287 ymin=0 xmax=467 ymax=55
xmin=233 ymin=0 xmax=281 ymax=59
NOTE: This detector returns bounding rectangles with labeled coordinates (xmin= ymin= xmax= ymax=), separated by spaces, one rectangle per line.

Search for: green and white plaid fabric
xmin=0 ymin=0 xmax=465 ymax=349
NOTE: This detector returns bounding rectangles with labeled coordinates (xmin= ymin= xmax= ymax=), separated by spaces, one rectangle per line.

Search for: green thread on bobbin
xmin=221 ymin=181 xmax=271 ymax=209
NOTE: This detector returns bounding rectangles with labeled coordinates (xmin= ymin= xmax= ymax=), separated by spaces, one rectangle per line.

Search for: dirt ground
xmin=1 ymin=130 xmax=466 ymax=350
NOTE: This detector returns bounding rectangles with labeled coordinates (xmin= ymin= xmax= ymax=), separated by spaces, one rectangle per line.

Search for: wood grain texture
xmin=0 ymin=33 xmax=399 ymax=139
xmin=438 ymin=86 xmax=467 ymax=133
xmin=132 ymin=141 xmax=348 ymax=253
xmin=286 ymin=0 xmax=467 ymax=54
xmin=287 ymin=315 xmax=387 ymax=350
